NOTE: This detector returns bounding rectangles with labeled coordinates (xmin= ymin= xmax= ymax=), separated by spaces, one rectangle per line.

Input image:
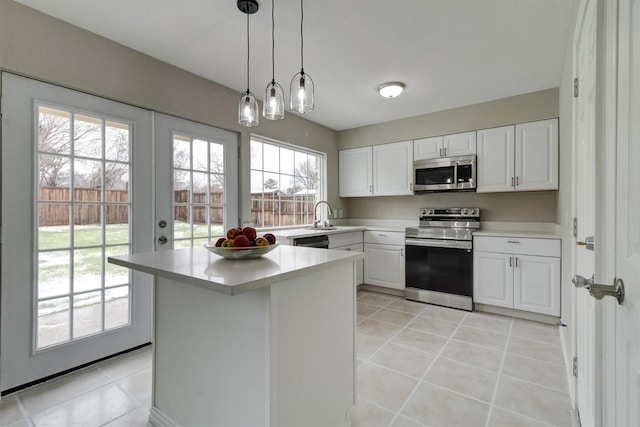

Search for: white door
xmin=1 ymin=73 xmax=153 ymax=392
xmin=364 ymin=245 xmax=404 ymax=290
xmin=443 ymin=131 xmax=476 ymax=157
xmin=513 ymin=255 xmax=560 ymax=317
xmin=413 ymin=136 xmax=443 ymax=160
xmin=514 ymin=119 xmax=559 ymax=191
xmin=574 ymin=0 xmax=599 ymax=424
xmin=153 ymin=113 xmax=238 ymax=250
xmin=473 ymin=251 xmax=513 ymax=308
xmin=612 ymin=0 xmax=640 ymax=423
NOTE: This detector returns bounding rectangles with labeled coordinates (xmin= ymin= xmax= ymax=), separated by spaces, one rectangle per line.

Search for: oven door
xmin=405 ymin=238 xmax=473 ymax=297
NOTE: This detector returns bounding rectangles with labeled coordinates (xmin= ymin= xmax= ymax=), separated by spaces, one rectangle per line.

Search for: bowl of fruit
xmin=204 ymin=227 xmax=278 ymax=260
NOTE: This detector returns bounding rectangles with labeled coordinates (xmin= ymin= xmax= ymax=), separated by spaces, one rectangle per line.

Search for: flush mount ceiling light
xmin=290 ymin=0 xmax=314 ymax=113
xmin=378 ymin=82 xmax=405 ymax=98
xmin=238 ymin=0 xmax=259 ymax=127
xmin=263 ymin=0 xmax=285 ymax=120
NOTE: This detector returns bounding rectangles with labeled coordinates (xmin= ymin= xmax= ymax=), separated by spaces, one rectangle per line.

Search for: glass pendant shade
xmin=263 ymin=81 xmax=285 ymax=120
xmin=238 ymin=90 xmax=259 ymax=127
xmin=290 ymin=71 xmax=314 ymax=113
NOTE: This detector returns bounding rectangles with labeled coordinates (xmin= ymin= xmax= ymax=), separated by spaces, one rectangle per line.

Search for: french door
xmin=1 ymin=74 xmax=239 ymax=392
xmin=1 ymin=73 xmax=154 ymax=392
xmin=153 ymin=113 xmax=238 ymax=251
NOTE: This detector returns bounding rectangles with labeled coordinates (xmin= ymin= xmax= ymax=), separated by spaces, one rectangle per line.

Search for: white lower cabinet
xmin=364 ymin=231 xmax=405 ymax=290
xmin=329 ymin=232 xmax=364 ymax=285
xmin=473 ymin=236 xmax=560 ymax=316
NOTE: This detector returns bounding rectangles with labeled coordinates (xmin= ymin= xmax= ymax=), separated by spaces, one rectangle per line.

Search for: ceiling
xmin=15 ymin=0 xmax=576 ymax=131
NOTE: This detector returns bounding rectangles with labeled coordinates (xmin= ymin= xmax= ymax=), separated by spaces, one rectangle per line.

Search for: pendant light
xmin=238 ymin=0 xmax=259 ymax=127
xmin=263 ymin=0 xmax=285 ymax=120
xmin=290 ymin=0 xmax=314 ymax=113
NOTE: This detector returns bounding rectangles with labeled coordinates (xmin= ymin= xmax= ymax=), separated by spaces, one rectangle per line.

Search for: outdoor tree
xmin=264 ymin=178 xmax=279 ymax=190
xmin=295 ymin=158 xmax=318 ymax=192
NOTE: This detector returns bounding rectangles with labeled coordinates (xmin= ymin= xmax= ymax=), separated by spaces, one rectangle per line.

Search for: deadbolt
xmin=576 ymin=235 xmax=595 ymax=251
xmin=158 ymin=220 xmax=167 ymax=228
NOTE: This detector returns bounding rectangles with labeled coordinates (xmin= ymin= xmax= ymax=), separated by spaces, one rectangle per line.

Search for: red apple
xmin=232 ymin=235 xmax=251 ymax=247
xmin=263 ymin=233 xmax=276 ymax=245
xmin=226 ymin=227 xmax=242 ymax=240
xmin=214 ymin=237 xmax=226 ymax=247
xmin=241 ymin=226 xmax=257 ymax=241
xmin=255 ymin=237 xmax=269 ymax=247
xmin=220 ymin=239 xmax=233 ymax=247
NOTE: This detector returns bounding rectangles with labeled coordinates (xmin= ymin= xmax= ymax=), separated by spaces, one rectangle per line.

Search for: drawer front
xmin=328 ymin=231 xmax=363 ymax=248
xmin=474 ymin=236 xmax=560 ymax=257
xmin=364 ymin=230 xmax=405 ymax=246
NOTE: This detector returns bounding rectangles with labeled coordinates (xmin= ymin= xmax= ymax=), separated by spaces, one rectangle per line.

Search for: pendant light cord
xmin=300 ymin=0 xmax=304 ymax=73
xmin=271 ymin=0 xmax=275 ymax=83
xmin=246 ymin=10 xmax=250 ymax=92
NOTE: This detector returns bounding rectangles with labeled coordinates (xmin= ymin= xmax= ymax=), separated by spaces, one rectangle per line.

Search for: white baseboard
xmin=149 ymin=407 xmax=179 ymax=427
xmin=559 ymin=325 xmax=577 ymax=407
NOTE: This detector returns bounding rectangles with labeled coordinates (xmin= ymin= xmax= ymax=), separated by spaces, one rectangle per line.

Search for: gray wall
xmin=338 ymin=89 xmax=561 ymax=222
xmin=0 ymin=0 xmax=340 ymax=225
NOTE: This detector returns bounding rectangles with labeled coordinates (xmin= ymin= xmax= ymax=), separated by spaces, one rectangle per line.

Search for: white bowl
xmin=203 ymin=242 xmax=278 ymax=259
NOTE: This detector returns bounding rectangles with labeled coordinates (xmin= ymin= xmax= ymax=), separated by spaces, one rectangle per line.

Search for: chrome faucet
xmin=313 ymin=201 xmax=333 ymax=228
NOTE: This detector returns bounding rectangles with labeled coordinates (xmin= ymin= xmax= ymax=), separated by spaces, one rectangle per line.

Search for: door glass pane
xmin=171 ymin=133 xmax=226 ymax=248
xmin=73 ymin=291 xmax=102 ymax=338
xmin=105 ymin=286 xmax=129 ymax=330
xmin=36 ymin=104 xmax=132 ymax=350
xmin=37 ymin=297 xmax=70 ymax=348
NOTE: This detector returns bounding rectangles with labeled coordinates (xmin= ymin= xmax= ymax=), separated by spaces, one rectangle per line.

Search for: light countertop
xmin=109 ymin=245 xmax=363 ymax=295
xmin=473 ymin=230 xmax=561 ymax=239
xmin=272 ymin=226 xmax=367 ymax=240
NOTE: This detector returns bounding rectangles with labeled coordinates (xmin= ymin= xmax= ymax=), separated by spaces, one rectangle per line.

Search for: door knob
xmin=572 ymin=274 xmax=625 ymax=304
xmin=158 ymin=236 xmax=168 ymax=245
xmin=576 ymin=235 xmax=595 ymax=251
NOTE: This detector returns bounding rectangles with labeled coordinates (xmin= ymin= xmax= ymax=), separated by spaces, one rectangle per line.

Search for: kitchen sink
xmin=307 ymin=226 xmax=337 ymax=230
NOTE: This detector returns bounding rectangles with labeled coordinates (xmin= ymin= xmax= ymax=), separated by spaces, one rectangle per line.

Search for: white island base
xmin=110 ymin=246 xmax=358 ymax=427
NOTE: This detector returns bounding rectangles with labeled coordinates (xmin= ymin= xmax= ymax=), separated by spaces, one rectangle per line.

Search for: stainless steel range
xmin=405 ymin=207 xmax=480 ymax=311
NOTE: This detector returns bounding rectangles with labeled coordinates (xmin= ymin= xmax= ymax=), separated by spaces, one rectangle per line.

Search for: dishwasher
xmin=293 ymin=235 xmax=329 ymax=249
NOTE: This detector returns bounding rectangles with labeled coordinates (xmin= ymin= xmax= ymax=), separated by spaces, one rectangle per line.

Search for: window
xmin=250 ymin=137 xmax=323 ymax=228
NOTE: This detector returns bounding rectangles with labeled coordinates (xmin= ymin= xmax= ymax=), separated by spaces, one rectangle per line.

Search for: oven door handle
xmin=405 ymin=238 xmax=472 ymax=250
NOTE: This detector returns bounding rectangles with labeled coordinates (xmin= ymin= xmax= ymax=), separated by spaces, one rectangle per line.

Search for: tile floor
xmin=1 ymin=290 xmax=576 ymax=427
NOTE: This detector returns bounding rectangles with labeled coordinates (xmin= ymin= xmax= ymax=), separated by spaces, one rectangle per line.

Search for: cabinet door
xmin=413 ymin=136 xmax=443 ymax=160
xmin=476 ymin=125 xmax=515 ymax=193
xmin=473 ymin=251 xmax=513 ymax=308
xmin=373 ymin=141 xmax=413 ymax=196
xmin=443 ymin=131 xmax=476 ymax=157
xmin=364 ymin=244 xmax=405 ymax=290
xmin=513 ymin=255 xmax=560 ymax=316
xmin=339 ymin=147 xmax=373 ymax=197
xmin=515 ymin=119 xmax=559 ymax=191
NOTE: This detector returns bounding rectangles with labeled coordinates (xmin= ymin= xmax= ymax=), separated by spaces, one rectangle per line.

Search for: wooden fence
xmin=39 ymin=188 xmax=317 ymax=227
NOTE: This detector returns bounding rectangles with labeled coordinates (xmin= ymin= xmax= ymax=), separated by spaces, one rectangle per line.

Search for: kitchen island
xmin=109 ymin=245 xmax=362 ymax=427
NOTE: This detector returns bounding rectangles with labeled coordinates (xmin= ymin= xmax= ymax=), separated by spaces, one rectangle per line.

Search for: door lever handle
xmin=572 ymin=274 xmax=625 ymax=305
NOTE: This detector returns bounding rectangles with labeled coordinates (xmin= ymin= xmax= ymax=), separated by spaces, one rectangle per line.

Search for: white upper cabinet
xmin=339 ymin=141 xmax=413 ymax=197
xmin=413 ymin=131 xmax=476 ymax=160
xmin=515 ymin=119 xmax=559 ymax=191
xmin=413 ymin=136 xmax=443 ymax=160
xmin=339 ymin=146 xmax=373 ymax=197
xmin=477 ymin=118 xmax=558 ymax=193
xmin=476 ymin=125 xmax=516 ymax=192
xmin=373 ymin=141 xmax=413 ymax=196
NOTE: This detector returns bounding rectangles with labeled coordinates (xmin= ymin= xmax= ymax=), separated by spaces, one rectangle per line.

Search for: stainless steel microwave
xmin=413 ymin=155 xmax=476 ymax=193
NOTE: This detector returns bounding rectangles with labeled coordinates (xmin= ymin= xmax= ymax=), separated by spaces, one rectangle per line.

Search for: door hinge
xmin=573 ymin=217 xmax=578 ymax=238
xmin=574 ymin=78 xmax=579 ymax=98
xmin=573 ymin=356 xmax=578 ymax=377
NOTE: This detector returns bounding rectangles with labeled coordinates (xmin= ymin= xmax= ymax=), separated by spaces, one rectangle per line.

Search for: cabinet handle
xmin=509 ymin=256 xmax=513 ymax=267
xmin=515 ymin=257 xmax=519 ymax=267
xmin=369 ymin=185 xmax=373 ymax=193
xmin=516 ymin=176 xmax=520 ymax=186
xmin=511 ymin=177 xmax=514 ymax=187
xmin=401 ymin=248 xmax=404 ymax=257
xmin=507 ymin=240 xmax=520 ymax=244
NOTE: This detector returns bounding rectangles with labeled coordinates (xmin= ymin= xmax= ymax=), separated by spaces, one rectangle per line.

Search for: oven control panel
xmin=419 ymin=207 xmax=480 ymax=219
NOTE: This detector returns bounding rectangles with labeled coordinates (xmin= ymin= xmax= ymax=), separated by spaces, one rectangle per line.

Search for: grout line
xmin=491 ymin=404 xmax=559 ymax=427
xmin=499 ymin=373 xmax=571 ymax=395
xmin=484 ymin=316 xmax=514 ymax=427
xmin=386 ymin=309 xmax=472 ymax=427
xmin=15 ymin=394 xmax=36 ymax=427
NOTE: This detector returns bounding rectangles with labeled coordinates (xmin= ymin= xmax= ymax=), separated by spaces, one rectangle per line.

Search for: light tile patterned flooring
xmin=353 ymin=290 xmax=574 ymax=427
xmin=1 ymin=290 xmax=575 ymax=426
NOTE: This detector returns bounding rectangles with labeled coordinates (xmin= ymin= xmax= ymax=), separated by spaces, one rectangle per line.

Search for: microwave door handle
xmin=454 ymin=164 xmax=458 ymax=188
